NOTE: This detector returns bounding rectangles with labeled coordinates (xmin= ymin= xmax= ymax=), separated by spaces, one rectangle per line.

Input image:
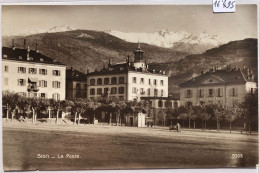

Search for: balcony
xmin=27 ymin=85 xmax=39 ymax=92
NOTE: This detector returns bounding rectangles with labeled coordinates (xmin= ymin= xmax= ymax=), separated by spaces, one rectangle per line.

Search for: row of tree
xmin=2 ymin=90 xmax=141 ymax=125
xmin=2 ymin=90 xmax=258 ymax=134
xmin=166 ymin=91 xmax=258 ymax=134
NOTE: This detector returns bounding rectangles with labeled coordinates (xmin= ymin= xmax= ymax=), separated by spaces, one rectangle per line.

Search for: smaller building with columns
xmin=179 ymin=66 xmax=257 ymax=107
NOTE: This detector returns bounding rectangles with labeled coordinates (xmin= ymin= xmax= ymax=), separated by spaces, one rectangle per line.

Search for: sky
xmin=2 ymin=5 xmax=257 ymax=42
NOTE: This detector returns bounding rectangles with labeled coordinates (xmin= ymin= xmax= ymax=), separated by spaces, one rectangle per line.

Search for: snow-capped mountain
xmin=105 ymin=29 xmax=227 ymax=54
xmin=47 ymin=25 xmax=76 ymax=33
xmin=5 ymin=25 xmax=76 ymax=36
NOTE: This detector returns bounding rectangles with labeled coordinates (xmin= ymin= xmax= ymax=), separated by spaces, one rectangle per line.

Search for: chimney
xmin=247 ymin=68 xmax=250 ymax=76
xmin=251 ymin=74 xmax=254 ymax=80
xmin=35 ymin=43 xmax=39 ymax=53
xmin=27 ymin=45 xmax=30 ymax=52
xmin=12 ymin=39 xmax=15 ymax=50
xmin=108 ymin=58 xmax=111 ymax=66
xmin=24 ymin=39 xmax=26 ymax=49
xmin=127 ymin=55 xmax=130 ymax=63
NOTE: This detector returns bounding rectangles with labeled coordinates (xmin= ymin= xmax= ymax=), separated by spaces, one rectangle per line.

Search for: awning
xmin=28 ymin=77 xmax=38 ymax=83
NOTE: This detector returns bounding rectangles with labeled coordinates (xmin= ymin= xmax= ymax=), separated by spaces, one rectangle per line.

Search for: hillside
xmin=2 ymin=30 xmax=189 ymax=73
xmin=149 ymin=38 xmax=258 ymax=92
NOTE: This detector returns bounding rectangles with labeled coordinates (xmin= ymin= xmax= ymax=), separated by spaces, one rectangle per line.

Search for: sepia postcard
xmin=1 ymin=3 xmax=259 ymax=171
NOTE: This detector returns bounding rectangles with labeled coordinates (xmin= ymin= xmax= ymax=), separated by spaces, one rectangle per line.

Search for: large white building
xmin=86 ymin=44 xmax=168 ymax=101
xmin=2 ymin=44 xmax=66 ymax=100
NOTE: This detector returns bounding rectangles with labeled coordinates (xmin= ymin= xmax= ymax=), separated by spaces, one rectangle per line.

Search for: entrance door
xmin=130 ymin=117 xmax=134 ymax=126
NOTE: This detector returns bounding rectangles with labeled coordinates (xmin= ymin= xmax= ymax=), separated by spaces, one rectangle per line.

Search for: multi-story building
xmin=2 ymin=44 xmax=66 ymax=100
xmin=66 ymin=68 xmax=88 ymax=99
xmin=179 ymin=66 xmax=257 ymax=107
xmin=86 ymin=44 xmax=168 ymax=101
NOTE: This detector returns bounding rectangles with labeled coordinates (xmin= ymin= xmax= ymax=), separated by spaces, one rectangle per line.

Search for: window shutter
xmin=201 ymin=89 xmax=204 ymax=97
xmin=220 ymin=88 xmax=223 ymax=97
xmin=190 ymin=90 xmax=193 ymax=98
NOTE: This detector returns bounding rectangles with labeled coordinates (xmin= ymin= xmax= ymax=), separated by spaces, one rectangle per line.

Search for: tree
xmin=27 ymin=97 xmax=46 ymax=123
xmin=200 ymin=112 xmax=211 ymax=131
xmin=73 ymin=99 xmax=88 ymax=125
xmin=224 ymin=106 xmax=243 ymax=133
xmin=2 ymin=91 xmax=19 ymax=122
xmin=212 ymin=104 xmax=225 ymax=132
xmin=199 ymin=106 xmax=212 ymax=131
xmin=191 ymin=106 xmax=202 ymax=130
xmin=241 ymin=90 xmax=258 ymax=134
xmin=16 ymin=96 xmax=29 ymax=121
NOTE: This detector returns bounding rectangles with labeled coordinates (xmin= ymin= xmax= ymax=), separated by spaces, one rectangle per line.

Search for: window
xmin=147 ymin=88 xmax=150 ymax=96
xmin=217 ymin=88 xmax=223 ymax=97
xmin=149 ymin=79 xmax=151 ymax=85
xmin=97 ymin=78 xmax=102 ymax=85
xmin=40 ymin=93 xmax=46 ymax=98
xmin=158 ymin=101 xmax=163 ymax=108
xmin=28 ymin=92 xmax=37 ymax=98
xmin=52 ymin=81 xmax=61 ymax=88
xmin=132 ymin=77 xmax=137 ymax=83
xmin=119 ymin=87 xmax=124 ymax=94
xmin=19 ymin=92 xmax=26 ymax=97
xmin=166 ymin=101 xmax=172 ymax=108
xmin=132 ymin=87 xmax=137 ymax=94
xmin=232 ymin=88 xmax=238 ymax=97
xmin=52 ymin=93 xmax=60 ymax=100
xmin=4 ymin=78 xmax=8 ymax=86
xmin=160 ymin=80 xmax=164 ymax=86
xmin=154 ymin=79 xmax=157 ymax=86
xmin=208 ymin=89 xmax=214 ymax=97
xmin=90 ymin=79 xmax=95 ymax=85
xmin=76 ymin=83 xmax=81 ymax=89
xmin=39 ymin=69 xmax=47 ymax=75
xmin=39 ymin=80 xmax=47 ymax=88
xmin=110 ymin=87 xmax=117 ymax=94
xmin=140 ymin=88 xmax=145 ymax=95
xmin=140 ymin=78 xmax=144 ymax=84
xmin=53 ymin=70 xmax=60 ymax=76
xmin=119 ymin=77 xmax=125 ymax=84
xmin=18 ymin=67 xmax=26 ymax=73
xmin=186 ymin=90 xmax=192 ymax=98
xmin=161 ymin=90 xmax=164 ymax=96
xmin=154 ymin=89 xmax=158 ymax=97
xmin=97 ymin=88 xmax=102 ymax=95
xmin=186 ymin=102 xmax=192 ymax=108
xmin=29 ymin=68 xmax=37 ymax=74
xmin=18 ymin=79 xmax=26 ymax=86
xmin=84 ymin=84 xmax=87 ymax=89
xmin=90 ymin=88 xmax=95 ymax=95
xmin=199 ymin=89 xmax=204 ymax=98
xmin=4 ymin=66 xmax=8 ymax=72
xmin=111 ymin=77 xmax=117 ymax=84
xmin=104 ymin=78 xmax=110 ymax=84
xmin=104 ymin=88 xmax=109 ymax=94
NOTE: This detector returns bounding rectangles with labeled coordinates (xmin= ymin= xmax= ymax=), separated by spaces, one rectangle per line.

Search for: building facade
xmin=66 ymin=68 xmax=88 ymax=99
xmin=179 ymin=67 xmax=257 ymax=107
xmin=2 ymin=45 xmax=66 ymax=100
xmin=86 ymin=44 xmax=168 ymax=101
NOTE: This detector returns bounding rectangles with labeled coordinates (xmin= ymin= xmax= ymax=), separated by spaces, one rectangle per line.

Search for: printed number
xmin=232 ymin=154 xmax=243 ymax=159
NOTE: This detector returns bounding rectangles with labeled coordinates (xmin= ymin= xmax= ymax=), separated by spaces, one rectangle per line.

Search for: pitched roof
xmin=2 ymin=47 xmax=65 ymax=66
xmin=66 ymin=68 xmax=87 ymax=81
xmin=179 ymin=68 xmax=256 ymax=87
